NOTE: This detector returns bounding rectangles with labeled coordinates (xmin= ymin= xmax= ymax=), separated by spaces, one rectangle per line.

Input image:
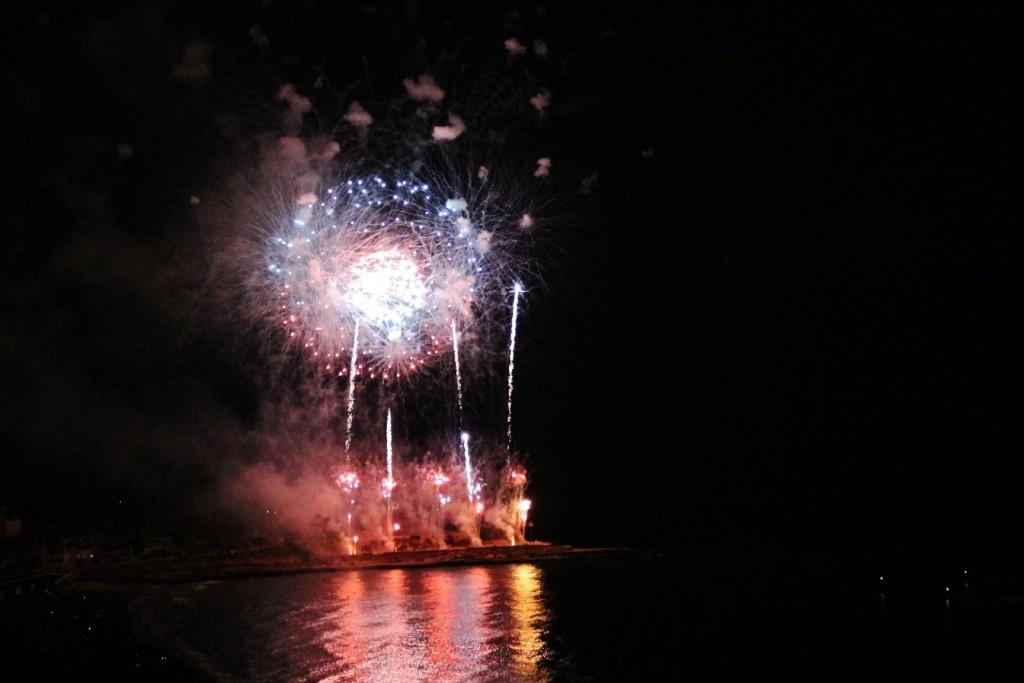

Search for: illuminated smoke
xmin=403 ymin=74 xmax=445 ymax=103
xmin=343 ymin=101 xmax=374 ymax=135
xmin=504 ymin=38 xmax=527 ymax=56
xmin=432 ymin=114 xmax=466 ymax=141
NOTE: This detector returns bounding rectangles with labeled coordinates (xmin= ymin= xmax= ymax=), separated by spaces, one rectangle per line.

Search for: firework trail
xmin=386 ymin=409 xmax=394 ymax=488
xmin=384 ymin=408 xmax=395 ymax=545
xmin=344 ymin=319 xmax=360 ymax=457
xmin=506 ymin=282 xmax=523 ymax=457
xmin=462 ymin=431 xmax=474 ymax=504
xmin=452 ymin=318 xmax=464 ymax=429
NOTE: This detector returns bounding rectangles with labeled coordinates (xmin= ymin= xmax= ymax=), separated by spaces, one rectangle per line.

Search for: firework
xmin=517 ymin=498 xmax=532 ymax=541
xmin=452 ymin=318 xmax=464 ymax=428
xmin=204 ymin=11 xmax=573 ymax=552
xmin=461 ymin=431 xmax=475 ymax=505
xmin=383 ymin=409 xmax=396 ymax=548
xmin=430 ymin=468 xmax=451 ymax=544
xmin=261 ymin=163 xmax=537 ymax=382
xmin=506 ymin=282 xmax=523 ymax=456
xmin=219 ymin=154 xmax=545 ymax=552
xmin=343 ymin=319 xmax=360 ymax=455
xmin=337 ymin=469 xmax=360 ymax=555
xmin=501 ymin=463 xmax=530 ymax=544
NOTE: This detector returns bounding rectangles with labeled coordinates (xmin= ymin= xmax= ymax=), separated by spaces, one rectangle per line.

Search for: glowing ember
xmin=337 ymin=471 xmax=360 ymax=493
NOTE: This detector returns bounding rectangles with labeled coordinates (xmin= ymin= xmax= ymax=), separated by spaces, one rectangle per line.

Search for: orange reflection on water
xmin=418 ymin=566 xmax=492 ymax=677
xmin=323 ymin=569 xmax=423 ymax=681
xmin=319 ymin=565 xmax=550 ymax=682
xmin=321 ymin=569 xmax=370 ymax=680
xmin=506 ymin=564 xmax=551 ymax=679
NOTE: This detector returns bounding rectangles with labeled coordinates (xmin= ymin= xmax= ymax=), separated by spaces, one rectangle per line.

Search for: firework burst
xmin=195 ymin=3 xmax=598 ymax=551
xmin=253 ymin=152 xmax=543 ymax=388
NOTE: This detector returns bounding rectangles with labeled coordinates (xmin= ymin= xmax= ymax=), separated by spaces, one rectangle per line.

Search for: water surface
xmin=132 ymin=552 xmax=1024 ymax=681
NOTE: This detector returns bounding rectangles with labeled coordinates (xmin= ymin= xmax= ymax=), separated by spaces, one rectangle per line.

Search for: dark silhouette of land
xmin=67 ymin=542 xmax=637 ymax=590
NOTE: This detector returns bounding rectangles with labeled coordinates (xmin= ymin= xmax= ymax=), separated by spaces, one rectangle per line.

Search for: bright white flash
xmin=346 ymin=249 xmax=426 ymax=339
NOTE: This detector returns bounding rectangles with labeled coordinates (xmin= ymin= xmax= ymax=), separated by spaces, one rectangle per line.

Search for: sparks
xmin=462 ymin=431 xmax=474 ymax=505
xmin=506 ymin=282 xmax=523 ymax=457
xmin=452 ymin=318 xmax=464 ymax=429
xmin=344 ymin=319 xmax=360 ymax=456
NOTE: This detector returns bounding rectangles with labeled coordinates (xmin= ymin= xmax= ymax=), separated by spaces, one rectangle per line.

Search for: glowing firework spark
xmin=506 ymin=466 xmax=528 ymax=491
xmin=346 ymin=248 xmax=427 ymax=341
xmin=462 ymin=432 xmax=474 ymax=504
xmin=384 ymin=409 xmax=396 ymax=544
xmin=430 ymin=468 xmax=452 ymax=545
xmin=431 ymin=470 xmax=450 ymax=492
xmin=384 ymin=409 xmax=395 ymax=497
xmin=506 ymin=282 xmax=523 ymax=456
xmin=260 ymin=169 xmax=533 ymax=381
xmin=452 ymin=318 xmax=464 ymax=428
xmin=501 ymin=463 xmax=529 ymax=544
xmin=337 ymin=469 xmax=360 ymax=555
xmin=339 ymin=472 xmax=359 ymax=489
xmin=344 ymin=319 xmax=360 ymax=456
xmin=518 ymin=498 xmax=532 ymax=540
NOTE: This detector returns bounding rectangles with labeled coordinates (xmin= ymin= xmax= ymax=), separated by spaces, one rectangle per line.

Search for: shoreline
xmin=68 ymin=542 xmax=640 ymax=591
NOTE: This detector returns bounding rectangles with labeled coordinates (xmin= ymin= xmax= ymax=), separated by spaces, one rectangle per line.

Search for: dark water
xmin=7 ymin=549 xmax=1024 ymax=680
xmin=129 ymin=552 xmax=1024 ymax=681
xmin=133 ymin=555 xmax=681 ymax=682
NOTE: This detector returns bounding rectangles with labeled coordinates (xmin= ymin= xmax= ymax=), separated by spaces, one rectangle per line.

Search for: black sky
xmin=1 ymin=4 xmax=1017 ymax=566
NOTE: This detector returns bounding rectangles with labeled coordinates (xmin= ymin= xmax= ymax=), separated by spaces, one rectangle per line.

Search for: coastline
xmin=68 ymin=542 xmax=638 ymax=590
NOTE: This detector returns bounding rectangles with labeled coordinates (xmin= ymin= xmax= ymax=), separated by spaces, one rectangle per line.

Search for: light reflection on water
xmin=138 ymin=564 xmax=554 ymax=683
xmin=142 ymin=553 xmax=1023 ymax=679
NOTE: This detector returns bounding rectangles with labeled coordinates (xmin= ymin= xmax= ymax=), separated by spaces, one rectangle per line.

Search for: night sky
xmin=1 ymin=4 xmax=1016 ymax=568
